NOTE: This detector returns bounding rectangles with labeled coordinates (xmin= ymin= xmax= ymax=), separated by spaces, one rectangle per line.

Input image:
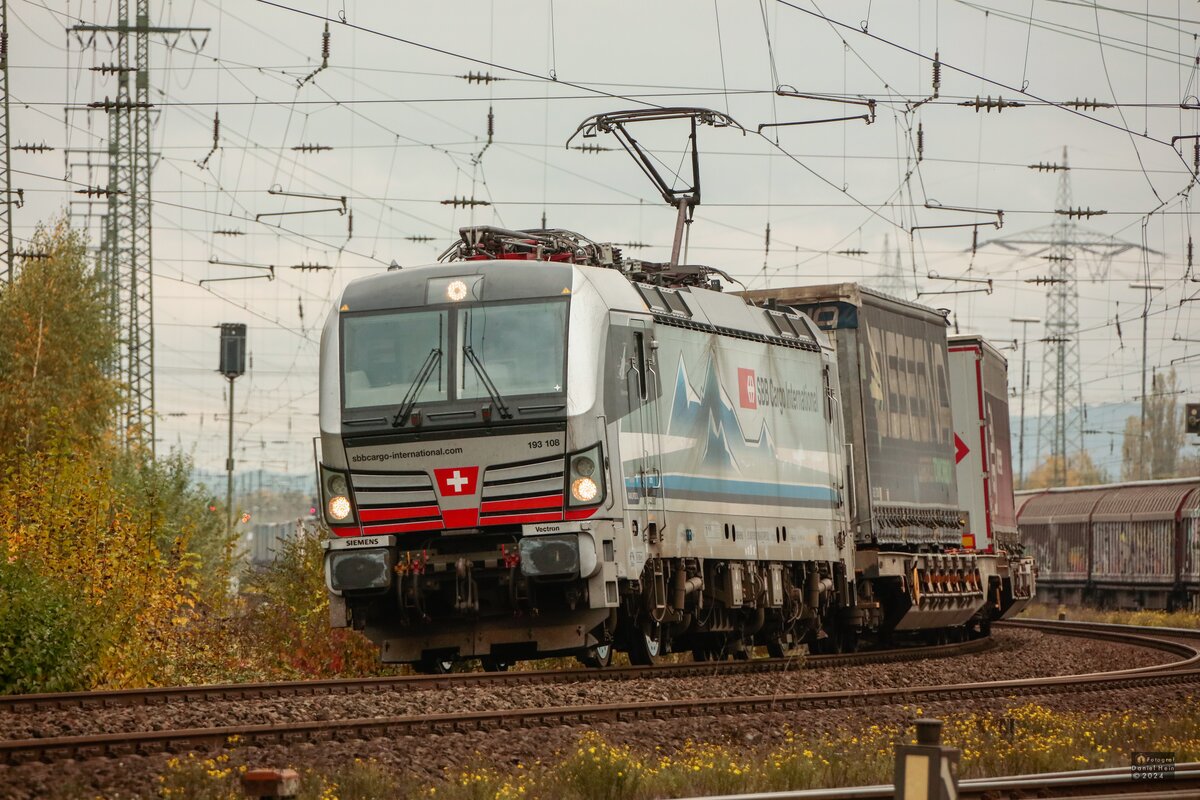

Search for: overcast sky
xmin=8 ymin=0 xmax=1200 ymax=480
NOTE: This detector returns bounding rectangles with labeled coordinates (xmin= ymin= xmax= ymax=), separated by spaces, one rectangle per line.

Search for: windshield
xmin=342 ymin=310 xmax=447 ymax=409
xmin=457 ymin=301 xmax=567 ymax=399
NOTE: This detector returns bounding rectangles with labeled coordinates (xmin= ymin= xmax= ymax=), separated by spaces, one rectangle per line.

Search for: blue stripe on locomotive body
xmin=624 ymin=474 xmax=838 ymax=507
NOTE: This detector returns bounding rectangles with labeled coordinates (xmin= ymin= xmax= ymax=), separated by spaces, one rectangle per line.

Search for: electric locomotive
xmin=316 ymin=227 xmax=1028 ymax=670
xmin=316 ymin=227 xmax=856 ymax=669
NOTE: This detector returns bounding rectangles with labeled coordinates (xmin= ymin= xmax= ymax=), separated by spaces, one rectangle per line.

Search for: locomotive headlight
xmin=571 ymin=477 xmax=599 ymax=503
xmin=327 ymin=473 xmax=348 ymax=497
xmin=566 ymin=444 xmax=605 ymax=506
xmin=328 ymin=495 xmax=352 ymax=520
xmin=446 ymin=279 xmax=468 ymax=302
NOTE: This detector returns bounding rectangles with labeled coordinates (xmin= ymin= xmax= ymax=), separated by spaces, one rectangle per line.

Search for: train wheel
xmin=579 ymin=643 xmax=613 ymax=669
xmin=814 ymin=633 xmax=843 ymax=655
xmin=415 ymin=657 xmax=454 ymax=674
xmin=480 ymin=657 xmax=510 ymax=672
xmin=628 ymin=628 xmax=661 ymax=666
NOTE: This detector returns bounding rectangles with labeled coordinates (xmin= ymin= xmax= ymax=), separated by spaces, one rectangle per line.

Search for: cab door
xmin=606 ymin=315 xmax=666 ymax=565
xmin=628 ymin=319 xmax=665 ymax=544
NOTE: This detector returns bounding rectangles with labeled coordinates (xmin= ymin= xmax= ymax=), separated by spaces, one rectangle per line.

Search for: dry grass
xmin=154 ymin=700 xmax=1200 ymax=799
xmin=1020 ymin=602 xmax=1200 ymax=629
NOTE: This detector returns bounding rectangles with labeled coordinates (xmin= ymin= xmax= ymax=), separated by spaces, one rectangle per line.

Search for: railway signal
xmin=218 ymin=323 xmax=247 ymax=538
xmin=1187 ymin=403 xmax=1200 ymax=435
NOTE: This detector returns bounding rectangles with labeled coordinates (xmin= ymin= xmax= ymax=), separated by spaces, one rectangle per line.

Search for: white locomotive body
xmin=316 ymin=228 xmax=1025 ymax=669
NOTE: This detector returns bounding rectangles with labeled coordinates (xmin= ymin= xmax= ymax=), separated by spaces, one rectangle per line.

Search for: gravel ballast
xmin=0 ymin=626 xmax=1188 ymax=800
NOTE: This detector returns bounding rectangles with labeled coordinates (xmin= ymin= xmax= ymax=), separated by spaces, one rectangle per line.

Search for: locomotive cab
xmin=317 ymin=255 xmax=629 ymax=667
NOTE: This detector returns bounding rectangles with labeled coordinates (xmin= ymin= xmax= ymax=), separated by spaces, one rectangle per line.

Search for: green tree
xmin=0 ymin=217 xmax=118 ymax=456
xmin=0 ymin=218 xmax=236 ymax=690
xmin=1121 ymin=369 xmax=1186 ymax=481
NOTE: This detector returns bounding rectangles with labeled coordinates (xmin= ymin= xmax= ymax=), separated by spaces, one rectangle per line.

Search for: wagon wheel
xmin=579 ymin=643 xmax=614 ymax=669
xmin=415 ymin=656 xmax=455 ymax=674
xmin=628 ymin=625 xmax=662 ymax=666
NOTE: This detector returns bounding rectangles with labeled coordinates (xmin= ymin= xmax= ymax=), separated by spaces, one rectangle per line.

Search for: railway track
xmin=0 ymin=636 xmax=992 ymax=714
xmin=1 ymin=621 xmax=1194 ymax=766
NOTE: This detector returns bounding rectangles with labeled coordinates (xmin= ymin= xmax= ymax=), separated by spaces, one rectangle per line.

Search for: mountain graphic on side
xmin=668 ymin=356 xmax=772 ymax=469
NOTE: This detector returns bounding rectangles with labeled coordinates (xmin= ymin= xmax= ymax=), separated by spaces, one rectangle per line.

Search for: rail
xmin=0 ymin=624 xmax=1195 ymax=766
xmin=0 ymin=636 xmax=993 ymax=714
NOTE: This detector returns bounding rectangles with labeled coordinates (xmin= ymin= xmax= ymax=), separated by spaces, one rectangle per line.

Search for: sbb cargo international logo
xmin=736 ymin=367 xmax=821 ymax=413
xmin=738 ymin=368 xmax=757 ymax=409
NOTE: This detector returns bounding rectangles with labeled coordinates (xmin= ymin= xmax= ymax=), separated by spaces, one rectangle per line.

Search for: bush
xmin=0 ymin=558 xmax=99 ymax=693
xmin=239 ymin=525 xmax=381 ymax=678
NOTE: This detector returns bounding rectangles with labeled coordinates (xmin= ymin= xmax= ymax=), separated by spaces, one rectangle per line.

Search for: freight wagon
xmin=739 ymin=285 xmax=1023 ymax=632
xmin=1017 ymin=479 xmax=1200 ymax=610
xmin=947 ymin=335 xmax=1035 ymax=619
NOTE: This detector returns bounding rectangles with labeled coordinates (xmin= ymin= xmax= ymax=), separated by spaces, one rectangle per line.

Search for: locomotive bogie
xmin=855 ymin=550 xmax=988 ymax=631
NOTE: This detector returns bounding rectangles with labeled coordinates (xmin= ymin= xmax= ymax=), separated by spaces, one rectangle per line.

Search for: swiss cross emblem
xmin=737 ymin=368 xmax=757 ymax=409
xmin=433 ymin=466 xmax=479 ymax=495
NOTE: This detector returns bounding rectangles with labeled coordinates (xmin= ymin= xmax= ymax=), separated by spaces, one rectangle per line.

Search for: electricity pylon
xmin=980 ymin=147 xmax=1153 ymax=485
xmin=1 ymin=0 xmax=13 ymax=282
xmin=72 ymin=2 xmax=206 ymax=455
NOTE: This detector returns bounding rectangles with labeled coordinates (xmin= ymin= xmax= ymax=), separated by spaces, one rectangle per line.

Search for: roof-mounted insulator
xmin=959 ymin=95 xmax=1024 ymax=113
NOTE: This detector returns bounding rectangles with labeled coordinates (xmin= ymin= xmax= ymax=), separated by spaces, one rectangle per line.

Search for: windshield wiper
xmin=392 ymin=348 xmax=442 ymax=428
xmin=462 ymin=345 xmax=513 ymax=420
